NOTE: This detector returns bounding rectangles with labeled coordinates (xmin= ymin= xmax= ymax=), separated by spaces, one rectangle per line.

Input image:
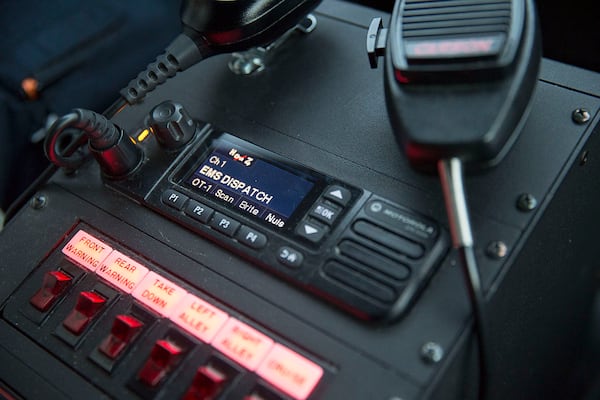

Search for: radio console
xmin=109 ymin=106 xmax=449 ymax=321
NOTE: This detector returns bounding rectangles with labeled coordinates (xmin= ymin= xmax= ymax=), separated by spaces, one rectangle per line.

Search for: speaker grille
xmin=402 ymin=0 xmax=512 ymax=39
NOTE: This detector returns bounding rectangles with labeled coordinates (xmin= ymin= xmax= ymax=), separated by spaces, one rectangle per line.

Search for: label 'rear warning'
xmin=96 ymin=251 xmax=149 ymax=294
xmin=62 ymin=230 xmax=113 ymax=271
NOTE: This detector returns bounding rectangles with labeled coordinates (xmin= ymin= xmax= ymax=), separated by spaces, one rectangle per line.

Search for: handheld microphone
xmin=384 ymin=0 xmax=541 ymax=171
xmin=379 ymin=1 xmax=542 ymax=399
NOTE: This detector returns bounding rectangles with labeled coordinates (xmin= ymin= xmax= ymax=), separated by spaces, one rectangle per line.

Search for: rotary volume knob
xmin=146 ymin=101 xmax=197 ymax=150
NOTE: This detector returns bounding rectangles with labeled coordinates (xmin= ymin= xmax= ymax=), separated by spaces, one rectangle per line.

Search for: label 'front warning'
xmin=62 ymin=230 xmax=113 ymax=271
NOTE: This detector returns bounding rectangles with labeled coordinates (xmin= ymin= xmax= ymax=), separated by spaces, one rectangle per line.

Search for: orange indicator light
xmin=137 ymin=129 xmax=151 ymax=142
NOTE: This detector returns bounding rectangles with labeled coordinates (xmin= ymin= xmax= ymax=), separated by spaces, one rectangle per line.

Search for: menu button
xmin=324 ymin=185 xmax=351 ymax=206
xmin=296 ymin=221 xmax=327 ymax=243
xmin=309 ymin=202 xmax=340 ymax=226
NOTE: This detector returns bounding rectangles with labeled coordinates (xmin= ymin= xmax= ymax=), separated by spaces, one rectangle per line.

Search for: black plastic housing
xmin=181 ymin=0 xmax=322 ymax=51
xmin=1 ymin=2 xmax=599 ymax=400
xmin=389 ymin=0 xmax=526 ymax=83
xmin=384 ymin=0 xmax=542 ymax=171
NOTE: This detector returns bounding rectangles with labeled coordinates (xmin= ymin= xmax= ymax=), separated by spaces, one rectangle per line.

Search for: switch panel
xmin=3 ymin=225 xmax=328 ymax=399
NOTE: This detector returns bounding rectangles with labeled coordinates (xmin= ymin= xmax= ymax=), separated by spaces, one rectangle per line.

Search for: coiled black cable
xmin=43 ymin=109 xmax=124 ymax=170
xmin=120 ymin=33 xmax=206 ymax=104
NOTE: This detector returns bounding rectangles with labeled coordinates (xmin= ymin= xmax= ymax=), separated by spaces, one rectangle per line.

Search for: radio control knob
xmin=146 ymin=101 xmax=197 ymax=150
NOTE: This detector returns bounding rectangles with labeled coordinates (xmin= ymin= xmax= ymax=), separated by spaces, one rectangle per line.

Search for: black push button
xmin=324 ymin=261 xmax=396 ymax=303
xmin=338 ymin=240 xmax=411 ymax=281
xmin=185 ymin=199 xmax=214 ymax=223
xmin=236 ymin=226 xmax=267 ymax=249
xmin=324 ymin=185 xmax=351 ymax=206
xmin=210 ymin=213 xmax=241 ymax=237
xmin=353 ymin=220 xmax=424 ymax=259
xmin=296 ymin=220 xmax=327 ymax=243
xmin=277 ymin=247 xmax=303 ymax=269
xmin=161 ymin=189 xmax=188 ymax=211
xmin=138 ymin=339 xmax=183 ymax=387
xmin=309 ymin=202 xmax=340 ymax=225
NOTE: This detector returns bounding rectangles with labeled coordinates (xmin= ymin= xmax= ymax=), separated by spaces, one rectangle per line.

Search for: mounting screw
xmin=580 ymin=150 xmax=589 ymax=166
xmin=517 ymin=193 xmax=537 ymax=212
xmin=572 ymin=108 xmax=591 ymax=124
xmin=486 ymin=241 xmax=508 ymax=259
xmin=30 ymin=194 xmax=47 ymax=210
xmin=420 ymin=342 xmax=444 ymax=364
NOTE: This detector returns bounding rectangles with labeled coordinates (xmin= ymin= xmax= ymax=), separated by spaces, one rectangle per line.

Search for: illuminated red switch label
xmin=257 ymin=344 xmax=323 ymax=400
xmin=62 ymin=230 xmax=113 ymax=271
xmin=171 ymin=293 xmax=229 ymax=343
xmin=212 ymin=318 xmax=273 ymax=371
xmin=132 ymin=271 xmax=187 ymax=317
xmin=96 ymin=251 xmax=149 ymax=293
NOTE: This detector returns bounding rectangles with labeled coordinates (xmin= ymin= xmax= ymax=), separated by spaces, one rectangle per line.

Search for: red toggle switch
xmin=183 ymin=365 xmax=228 ymax=400
xmin=63 ymin=291 xmax=106 ymax=335
xmin=138 ymin=339 xmax=183 ymax=387
xmin=30 ymin=270 xmax=72 ymax=312
xmin=99 ymin=314 xmax=144 ymax=359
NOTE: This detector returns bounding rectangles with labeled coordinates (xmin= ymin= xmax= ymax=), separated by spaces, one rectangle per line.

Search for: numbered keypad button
xmin=236 ymin=226 xmax=267 ymax=249
xmin=161 ymin=189 xmax=188 ymax=211
xmin=185 ymin=199 xmax=214 ymax=223
xmin=210 ymin=213 xmax=240 ymax=237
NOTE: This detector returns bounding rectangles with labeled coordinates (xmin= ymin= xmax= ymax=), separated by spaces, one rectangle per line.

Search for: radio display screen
xmin=182 ymin=135 xmax=316 ymax=229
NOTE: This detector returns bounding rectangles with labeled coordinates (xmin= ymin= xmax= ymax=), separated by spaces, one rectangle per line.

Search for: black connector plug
xmin=44 ymin=109 xmax=143 ymax=179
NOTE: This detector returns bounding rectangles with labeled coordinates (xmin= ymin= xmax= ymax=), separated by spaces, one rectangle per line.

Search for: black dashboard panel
xmin=0 ymin=1 xmax=599 ymax=399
